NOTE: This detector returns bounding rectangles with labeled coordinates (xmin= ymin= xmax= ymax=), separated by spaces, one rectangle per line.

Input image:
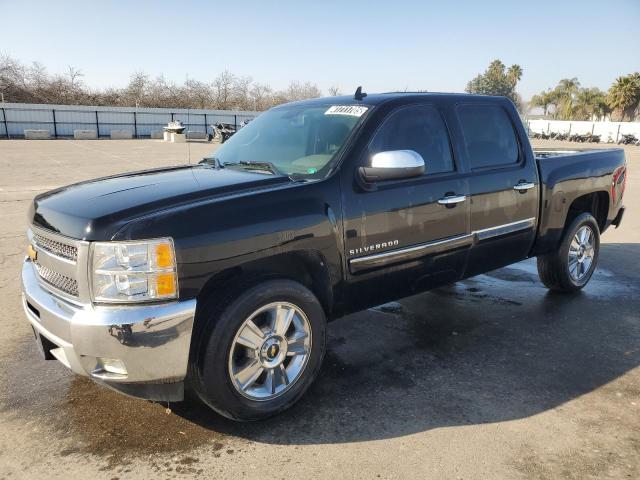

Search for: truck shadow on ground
xmin=173 ymin=243 xmax=640 ymax=445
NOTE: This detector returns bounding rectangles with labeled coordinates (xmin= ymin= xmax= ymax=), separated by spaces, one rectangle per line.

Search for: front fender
xmin=113 ymin=177 xmax=344 ymax=299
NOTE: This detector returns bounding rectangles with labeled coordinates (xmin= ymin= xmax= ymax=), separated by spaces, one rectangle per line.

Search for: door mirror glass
xmin=360 ymin=150 xmax=425 ymax=182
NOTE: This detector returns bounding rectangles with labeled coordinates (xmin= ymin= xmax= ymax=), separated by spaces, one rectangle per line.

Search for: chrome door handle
xmin=438 ymin=194 xmax=467 ymax=205
xmin=513 ymin=182 xmax=535 ymax=191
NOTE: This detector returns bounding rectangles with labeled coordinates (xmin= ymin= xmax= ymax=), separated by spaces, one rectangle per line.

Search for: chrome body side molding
xmin=349 ymin=233 xmax=474 ymax=273
xmin=349 ymin=217 xmax=536 ymax=273
xmin=474 ymin=218 xmax=536 ymax=241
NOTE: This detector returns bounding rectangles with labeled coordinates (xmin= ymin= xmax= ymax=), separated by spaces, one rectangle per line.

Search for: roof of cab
xmin=279 ymin=91 xmax=510 ymax=108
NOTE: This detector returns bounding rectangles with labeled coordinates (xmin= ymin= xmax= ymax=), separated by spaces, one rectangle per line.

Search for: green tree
xmin=551 ymin=78 xmax=581 ymax=120
xmin=465 ymin=59 xmax=523 ymax=107
xmin=574 ymin=87 xmax=609 ymax=120
xmin=507 ymin=64 xmax=523 ymax=87
xmin=530 ymin=89 xmax=557 ymax=116
xmin=608 ymin=73 xmax=640 ymax=121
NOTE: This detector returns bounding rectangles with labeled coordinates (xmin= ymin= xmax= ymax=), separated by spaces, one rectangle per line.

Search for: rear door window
xmin=369 ymin=105 xmax=454 ymax=176
xmin=457 ymin=105 xmax=519 ymax=169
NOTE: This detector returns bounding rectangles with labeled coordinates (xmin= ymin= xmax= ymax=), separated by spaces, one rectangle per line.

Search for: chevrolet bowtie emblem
xmin=27 ymin=244 xmax=37 ymax=262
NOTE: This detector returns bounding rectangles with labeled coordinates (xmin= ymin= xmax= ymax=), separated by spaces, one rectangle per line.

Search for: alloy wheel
xmin=568 ymin=225 xmax=595 ymax=281
xmin=228 ymin=302 xmax=312 ymax=401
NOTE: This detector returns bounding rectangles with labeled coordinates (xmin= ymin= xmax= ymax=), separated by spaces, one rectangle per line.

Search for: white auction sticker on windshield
xmin=325 ymin=105 xmax=369 ymax=117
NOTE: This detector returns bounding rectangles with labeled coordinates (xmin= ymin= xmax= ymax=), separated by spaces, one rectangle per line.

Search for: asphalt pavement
xmin=0 ymin=139 xmax=638 ymax=479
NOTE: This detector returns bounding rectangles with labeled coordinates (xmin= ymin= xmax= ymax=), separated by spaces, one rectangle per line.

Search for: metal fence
xmin=0 ymin=103 xmax=259 ymax=139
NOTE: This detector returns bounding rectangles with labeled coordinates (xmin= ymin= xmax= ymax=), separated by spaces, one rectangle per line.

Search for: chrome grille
xmin=33 ymin=233 xmax=78 ymax=262
xmin=34 ymin=262 xmax=79 ymax=297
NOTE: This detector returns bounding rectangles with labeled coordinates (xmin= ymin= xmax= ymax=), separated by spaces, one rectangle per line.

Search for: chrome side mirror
xmin=360 ymin=150 xmax=426 ymax=182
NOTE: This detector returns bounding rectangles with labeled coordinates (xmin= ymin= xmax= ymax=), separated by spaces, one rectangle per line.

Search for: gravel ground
xmin=0 ymin=138 xmax=638 ymax=479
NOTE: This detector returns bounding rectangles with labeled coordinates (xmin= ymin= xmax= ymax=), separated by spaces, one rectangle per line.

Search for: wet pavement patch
xmin=2 ymin=338 xmax=233 ymax=470
xmin=60 ymin=377 xmax=228 ymax=469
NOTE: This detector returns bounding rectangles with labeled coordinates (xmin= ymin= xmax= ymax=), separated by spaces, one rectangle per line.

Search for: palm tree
xmin=591 ymin=96 xmax=611 ymax=120
xmin=530 ymin=89 xmax=556 ymax=117
xmin=553 ymin=78 xmax=581 ymax=120
xmin=574 ymin=87 xmax=609 ymax=120
xmin=608 ymin=73 xmax=640 ymax=121
xmin=507 ymin=65 xmax=523 ymax=86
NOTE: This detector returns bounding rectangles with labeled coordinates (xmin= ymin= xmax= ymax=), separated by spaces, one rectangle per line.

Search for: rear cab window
xmin=456 ymin=104 xmax=520 ymax=170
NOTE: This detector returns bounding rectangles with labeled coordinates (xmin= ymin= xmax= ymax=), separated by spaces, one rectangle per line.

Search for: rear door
xmin=455 ymin=102 xmax=539 ymax=276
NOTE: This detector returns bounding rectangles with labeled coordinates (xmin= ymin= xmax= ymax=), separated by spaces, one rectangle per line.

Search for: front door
xmin=341 ymin=103 xmax=471 ymax=310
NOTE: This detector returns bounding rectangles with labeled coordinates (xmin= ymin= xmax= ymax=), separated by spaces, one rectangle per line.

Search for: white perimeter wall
xmin=527 ymin=119 xmax=640 ymax=142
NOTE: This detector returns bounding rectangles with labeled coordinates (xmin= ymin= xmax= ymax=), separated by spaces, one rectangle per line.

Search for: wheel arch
xmin=195 ymin=250 xmax=334 ymax=321
xmin=564 ymin=191 xmax=609 ymax=234
xmin=187 ymin=250 xmax=333 ymax=392
xmin=533 ymin=189 xmax=610 ymax=256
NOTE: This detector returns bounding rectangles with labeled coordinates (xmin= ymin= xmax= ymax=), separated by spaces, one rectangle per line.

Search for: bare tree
xmin=123 ymin=71 xmax=149 ymax=106
xmin=184 ymin=77 xmax=212 ymax=109
xmin=67 ymin=66 xmax=84 ymax=88
xmin=212 ymin=70 xmax=236 ymax=110
xmin=250 ymin=83 xmax=273 ymax=111
xmin=283 ymin=81 xmax=322 ymax=101
xmin=233 ymin=75 xmax=253 ymax=110
xmin=328 ymin=85 xmax=341 ymax=96
xmin=0 ymin=54 xmax=328 ymax=110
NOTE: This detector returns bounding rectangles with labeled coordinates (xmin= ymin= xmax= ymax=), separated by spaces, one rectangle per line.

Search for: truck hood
xmin=29 ymin=165 xmax=290 ymax=240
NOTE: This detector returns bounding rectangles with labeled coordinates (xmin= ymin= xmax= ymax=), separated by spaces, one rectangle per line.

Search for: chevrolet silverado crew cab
xmin=22 ymin=91 xmax=627 ymax=421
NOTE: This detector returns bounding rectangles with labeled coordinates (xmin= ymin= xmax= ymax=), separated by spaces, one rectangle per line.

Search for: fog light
xmin=98 ymin=358 xmax=127 ymax=375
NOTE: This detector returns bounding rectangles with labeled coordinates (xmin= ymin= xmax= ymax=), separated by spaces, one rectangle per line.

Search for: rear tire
xmin=537 ymin=213 xmax=600 ymax=293
xmin=192 ymin=279 xmax=326 ymax=421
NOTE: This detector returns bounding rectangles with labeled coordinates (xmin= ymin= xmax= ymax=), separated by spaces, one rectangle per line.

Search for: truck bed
xmin=534 ymin=147 xmax=619 ymax=159
xmin=532 ymin=147 xmax=626 ymax=255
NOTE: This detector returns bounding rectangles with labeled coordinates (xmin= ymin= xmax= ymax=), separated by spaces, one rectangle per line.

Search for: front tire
xmin=537 ymin=213 xmax=600 ymax=292
xmin=192 ymin=279 xmax=326 ymax=421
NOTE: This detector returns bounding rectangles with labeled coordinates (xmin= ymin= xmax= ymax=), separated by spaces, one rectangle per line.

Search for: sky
xmin=2 ymin=0 xmax=639 ymax=100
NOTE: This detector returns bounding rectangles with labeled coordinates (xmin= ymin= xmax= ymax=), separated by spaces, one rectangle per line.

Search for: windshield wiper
xmin=199 ymin=156 xmax=223 ymax=168
xmin=223 ymin=161 xmax=284 ymax=176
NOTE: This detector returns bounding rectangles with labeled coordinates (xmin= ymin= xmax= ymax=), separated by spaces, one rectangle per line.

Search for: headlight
xmin=90 ymin=238 xmax=178 ymax=303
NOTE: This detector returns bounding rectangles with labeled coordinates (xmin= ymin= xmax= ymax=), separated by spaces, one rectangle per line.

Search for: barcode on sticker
xmin=325 ymin=105 xmax=368 ymax=117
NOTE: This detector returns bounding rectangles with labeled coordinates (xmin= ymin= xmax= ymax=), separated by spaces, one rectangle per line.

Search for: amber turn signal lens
xmin=155 ymin=243 xmax=174 ymax=269
xmin=155 ymin=273 xmax=176 ymax=297
xmin=27 ymin=244 xmax=37 ymax=261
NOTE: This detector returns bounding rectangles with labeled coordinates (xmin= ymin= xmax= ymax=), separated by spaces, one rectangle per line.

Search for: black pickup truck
xmin=22 ymin=92 xmax=626 ymax=421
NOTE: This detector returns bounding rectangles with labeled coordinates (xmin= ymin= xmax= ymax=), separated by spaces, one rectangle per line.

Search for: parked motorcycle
xmin=568 ymin=133 xmax=599 ymax=143
xmin=532 ymin=131 xmax=550 ymax=140
xmin=618 ymin=133 xmax=639 ymax=145
xmin=209 ymin=122 xmax=237 ymax=143
xmin=551 ymin=132 xmax=569 ymax=141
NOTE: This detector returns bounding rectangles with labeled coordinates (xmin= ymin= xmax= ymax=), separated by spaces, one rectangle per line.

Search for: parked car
xmin=22 ymin=92 xmax=627 ymax=421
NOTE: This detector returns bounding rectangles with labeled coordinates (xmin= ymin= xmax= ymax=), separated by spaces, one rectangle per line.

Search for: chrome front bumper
xmin=21 ymin=258 xmax=196 ymax=400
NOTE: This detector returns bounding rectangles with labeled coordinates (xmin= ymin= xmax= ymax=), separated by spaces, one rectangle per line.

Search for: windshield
xmin=204 ymin=104 xmax=368 ymax=179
